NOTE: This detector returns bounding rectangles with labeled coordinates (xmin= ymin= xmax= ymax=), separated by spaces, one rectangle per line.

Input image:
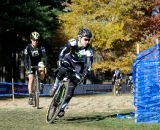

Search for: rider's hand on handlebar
xmin=57 ymin=58 xmax=63 ymax=67
xmin=25 ymin=69 xmax=28 ymax=75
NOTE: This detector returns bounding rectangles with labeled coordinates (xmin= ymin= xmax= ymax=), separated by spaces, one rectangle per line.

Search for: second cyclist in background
xmin=24 ymin=31 xmax=47 ymax=105
xmin=126 ymin=75 xmax=133 ymax=94
xmin=112 ymin=68 xmax=123 ymax=95
xmin=112 ymin=68 xmax=122 ymax=84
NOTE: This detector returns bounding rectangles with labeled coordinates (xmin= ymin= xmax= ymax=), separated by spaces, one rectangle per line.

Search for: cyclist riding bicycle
xmin=112 ymin=68 xmax=122 ymax=85
xmin=49 ymin=27 xmax=93 ymax=117
xmin=126 ymin=75 xmax=133 ymax=93
xmin=24 ymin=31 xmax=47 ymax=105
xmin=112 ymin=68 xmax=123 ymax=95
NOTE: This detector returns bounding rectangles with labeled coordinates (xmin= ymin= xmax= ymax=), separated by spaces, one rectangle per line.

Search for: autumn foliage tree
xmin=140 ymin=1 xmax=160 ymax=37
xmin=59 ymin=0 xmax=148 ymax=73
xmin=132 ymin=1 xmax=160 ymax=58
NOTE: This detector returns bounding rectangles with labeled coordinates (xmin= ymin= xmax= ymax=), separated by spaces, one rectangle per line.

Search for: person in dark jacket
xmin=24 ymin=31 xmax=47 ymax=105
xmin=50 ymin=28 xmax=94 ymax=117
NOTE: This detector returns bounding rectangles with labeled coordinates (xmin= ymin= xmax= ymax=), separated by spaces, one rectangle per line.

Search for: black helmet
xmin=78 ymin=28 xmax=92 ymax=38
xmin=30 ymin=31 xmax=40 ymax=40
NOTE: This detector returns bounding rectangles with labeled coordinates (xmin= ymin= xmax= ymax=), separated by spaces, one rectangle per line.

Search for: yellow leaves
xmin=93 ymin=52 xmax=135 ymax=73
xmin=58 ymin=0 xmax=148 ymax=72
xmin=59 ymin=0 xmax=133 ymax=50
xmin=92 ymin=22 xmax=130 ymax=49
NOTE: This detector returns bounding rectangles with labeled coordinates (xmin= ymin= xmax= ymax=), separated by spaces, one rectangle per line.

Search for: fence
xmin=0 ymin=82 xmax=113 ymax=98
xmin=133 ymin=42 xmax=160 ymax=123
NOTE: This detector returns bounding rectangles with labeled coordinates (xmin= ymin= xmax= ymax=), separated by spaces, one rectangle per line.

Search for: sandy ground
xmin=0 ymin=94 xmax=134 ymax=113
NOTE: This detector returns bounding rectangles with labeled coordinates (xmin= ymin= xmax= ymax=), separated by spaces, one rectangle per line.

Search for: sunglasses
xmin=32 ymin=39 xmax=39 ymax=42
xmin=84 ymin=38 xmax=90 ymax=41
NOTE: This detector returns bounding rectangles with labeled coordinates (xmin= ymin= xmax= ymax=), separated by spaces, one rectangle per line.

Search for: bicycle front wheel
xmin=33 ymin=75 xmax=40 ymax=109
xmin=35 ymin=91 xmax=40 ymax=109
xmin=46 ymin=84 xmax=68 ymax=123
xmin=113 ymin=85 xmax=116 ymax=96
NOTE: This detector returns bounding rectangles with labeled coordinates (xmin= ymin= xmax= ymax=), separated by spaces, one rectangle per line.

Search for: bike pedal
xmin=58 ymin=110 xmax=65 ymax=118
xmin=28 ymin=98 xmax=34 ymax=105
xmin=66 ymin=106 xmax=69 ymax=109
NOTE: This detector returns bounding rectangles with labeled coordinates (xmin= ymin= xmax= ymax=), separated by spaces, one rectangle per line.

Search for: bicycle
xmin=126 ymin=79 xmax=133 ymax=94
xmin=130 ymin=83 xmax=133 ymax=94
xmin=46 ymin=66 xmax=85 ymax=123
xmin=113 ymin=79 xmax=122 ymax=96
xmin=31 ymin=66 xmax=41 ymax=109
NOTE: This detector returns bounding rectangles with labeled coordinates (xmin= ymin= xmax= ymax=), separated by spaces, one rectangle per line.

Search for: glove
xmin=25 ymin=66 xmax=29 ymax=75
xmin=25 ymin=69 xmax=33 ymax=75
xmin=57 ymin=60 xmax=61 ymax=67
xmin=25 ymin=69 xmax=28 ymax=75
xmin=112 ymin=78 xmax=115 ymax=85
xmin=44 ymin=67 xmax=47 ymax=74
xmin=57 ymin=58 xmax=63 ymax=67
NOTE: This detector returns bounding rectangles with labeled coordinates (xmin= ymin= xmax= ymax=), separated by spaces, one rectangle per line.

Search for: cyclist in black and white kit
xmin=112 ymin=68 xmax=122 ymax=85
xmin=24 ymin=31 xmax=47 ymax=105
xmin=49 ymin=28 xmax=93 ymax=117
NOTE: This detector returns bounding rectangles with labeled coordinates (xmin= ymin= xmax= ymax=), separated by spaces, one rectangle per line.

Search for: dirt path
xmin=0 ymin=94 xmax=134 ymax=113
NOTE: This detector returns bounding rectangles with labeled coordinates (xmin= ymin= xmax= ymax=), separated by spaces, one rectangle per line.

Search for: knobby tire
xmin=33 ymin=75 xmax=40 ymax=109
xmin=46 ymin=81 xmax=69 ymax=123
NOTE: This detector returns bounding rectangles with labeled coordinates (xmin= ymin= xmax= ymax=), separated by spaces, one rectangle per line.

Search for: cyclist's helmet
xmin=30 ymin=31 xmax=40 ymax=40
xmin=115 ymin=68 xmax=120 ymax=75
xmin=78 ymin=28 xmax=92 ymax=38
xmin=38 ymin=61 xmax=45 ymax=68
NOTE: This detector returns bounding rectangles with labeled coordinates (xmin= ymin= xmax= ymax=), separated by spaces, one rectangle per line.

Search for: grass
xmin=0 ymin=108 xmax=160 ymax=130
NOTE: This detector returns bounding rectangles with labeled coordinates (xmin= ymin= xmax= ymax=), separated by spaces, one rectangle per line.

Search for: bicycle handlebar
xmin=56 ymin=64 xmax=87 ymax=85
xmin=31 ymin=66 xmax=46 ymax=70
xmin=31 ymin=66 xmax=39 ymax=69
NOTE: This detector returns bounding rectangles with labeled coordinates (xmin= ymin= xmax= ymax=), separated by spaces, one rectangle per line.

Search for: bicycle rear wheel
xmin=117 ymin=85 xmax=121 ymax=95
xmin=130 ymin=84 xmax=133 ymax=94
xmin=46 ymin=82 xmax=68 ymax=123
xmin=113 ymin=85 xmax=116 ymax=96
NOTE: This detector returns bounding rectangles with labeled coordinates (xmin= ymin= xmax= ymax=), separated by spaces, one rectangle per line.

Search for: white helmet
xmin=30 ymin=31 xmax=40 ymax=40
xmin=38 ymin=62 xmax=45 ymax=70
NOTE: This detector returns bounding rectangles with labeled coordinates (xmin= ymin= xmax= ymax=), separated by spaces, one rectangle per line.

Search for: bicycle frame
xmin=127 ymin=80 xmax=133 ymax=94
xmin=113 ymin=79 xmax=122 ymax=96
xmin=46 ymin=78 xmax=69 ymax=123
xmin=46 ymin=66 xmax=85 ymax=123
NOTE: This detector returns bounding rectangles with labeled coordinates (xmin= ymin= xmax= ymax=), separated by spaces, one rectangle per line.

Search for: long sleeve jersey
xmin=59 ymin=38 xmax=93 ymax=71
xmin=24 ymin=44 xmax=47 ymax=69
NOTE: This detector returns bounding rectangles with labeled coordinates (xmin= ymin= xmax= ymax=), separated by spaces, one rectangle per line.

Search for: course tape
xmin=0 ymin=82 xmax=26 ymax=85
xmin=0 ymin=82 xmax=113 ymax=97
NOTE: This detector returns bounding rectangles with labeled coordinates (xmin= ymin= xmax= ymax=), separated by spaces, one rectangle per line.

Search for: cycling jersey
xmin=51 ymin=38 xmax=94 ymax=109
xmin=59 ymin=39 xmax=93 ymax=72
xmin=24 ymin=44 xmax=47 ymax=70
xmin=112 ymin=69 xmax=122 ymax=83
